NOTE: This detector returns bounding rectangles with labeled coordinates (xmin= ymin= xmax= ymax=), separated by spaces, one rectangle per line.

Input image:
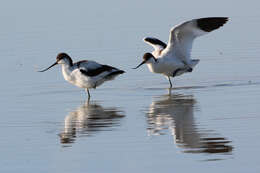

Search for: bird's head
xmin=38 ymin=53 xmax=73 ymax=72
xmin=56 ymin=53 xmax=73 ymax=65
xmin=132 ymin=53 xmax=157 ymax=69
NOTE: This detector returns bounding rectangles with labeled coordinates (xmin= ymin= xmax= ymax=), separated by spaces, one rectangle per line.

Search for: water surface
xmin=1 ymin=0 xmax=260 ymax=172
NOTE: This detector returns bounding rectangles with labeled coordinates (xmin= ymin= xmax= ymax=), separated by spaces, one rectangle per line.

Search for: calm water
xmin=1 ymin=0 xmax=260 ymax=172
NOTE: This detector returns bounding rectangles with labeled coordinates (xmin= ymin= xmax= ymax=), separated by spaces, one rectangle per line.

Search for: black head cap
xmin=56 ymin=53 xmax=71 ymax=61
xmin=56 ymin=52 xmax=73 ymax=66
xmin=143 ymin=52 xmax=155 ymax=61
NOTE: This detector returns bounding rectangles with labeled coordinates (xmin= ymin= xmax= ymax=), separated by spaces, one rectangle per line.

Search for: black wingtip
xmin=117 ymin=70 xmax=125 ymax=74
xmin=109 ymin=70 xmax=125 ymax=76
xmin=105 ymin=70 xmax=125 ymax=79
xmin=197 ymin=17 xmax=229 ymax=32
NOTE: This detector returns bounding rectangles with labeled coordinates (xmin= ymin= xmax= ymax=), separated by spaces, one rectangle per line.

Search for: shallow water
xmin=1 ymin=0 xmax=260 ymax=172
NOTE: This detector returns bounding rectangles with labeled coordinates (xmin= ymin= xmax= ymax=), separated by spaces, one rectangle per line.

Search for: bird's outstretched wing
xmin=143 ymin=37 xmax=167 ymax=52
xmin=164 ymin=17 xmax=228 ymax=63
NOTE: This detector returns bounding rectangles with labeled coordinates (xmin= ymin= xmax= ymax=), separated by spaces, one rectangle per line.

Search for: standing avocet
xmin=133 ymin=17 xmax=228 ymax=88
xmin=38 ymin=53 xmax=125 ymax=99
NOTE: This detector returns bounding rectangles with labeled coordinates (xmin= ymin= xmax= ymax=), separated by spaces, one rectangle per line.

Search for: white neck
xmin=61 ymin=64 xmax=74 ymax=81
xmin=146 ymin=59 xmax=160 ymax=73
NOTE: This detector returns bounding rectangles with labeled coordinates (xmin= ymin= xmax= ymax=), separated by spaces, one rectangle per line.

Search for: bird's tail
xmin=105 ymin=70 xmax=125 ymax=80
xmin=191 ymin=59 xmax=200 ymax=68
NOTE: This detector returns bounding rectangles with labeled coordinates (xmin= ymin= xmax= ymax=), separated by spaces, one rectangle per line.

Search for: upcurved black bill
xmin=38 ymin=62 xmax=58 ymax=72
xmin=132 ymin=60 xmax=146 ymax=69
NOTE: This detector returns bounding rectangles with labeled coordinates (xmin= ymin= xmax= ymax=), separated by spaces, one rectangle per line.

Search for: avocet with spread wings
xmin=133 ymin=17 xmax=228 ymax=88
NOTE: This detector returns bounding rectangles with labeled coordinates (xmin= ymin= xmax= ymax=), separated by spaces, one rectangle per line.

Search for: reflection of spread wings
xmin=146 ymin=94 xmax=233 ymax=155
xmin=163 ymin=17 xmax=228 ymax=64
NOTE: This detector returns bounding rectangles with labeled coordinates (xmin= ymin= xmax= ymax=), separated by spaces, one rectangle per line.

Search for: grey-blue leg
xmin=86 ymin=89 xmax=91 ymax=99
xmin=168 ymin=76 xmax=172 ymax=88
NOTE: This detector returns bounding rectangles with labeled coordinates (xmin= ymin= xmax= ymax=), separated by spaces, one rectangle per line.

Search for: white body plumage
xmin=61 ymin=60 xmax=122 ymax=89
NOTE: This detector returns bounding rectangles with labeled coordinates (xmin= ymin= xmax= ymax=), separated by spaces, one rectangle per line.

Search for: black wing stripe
xmin=74 ymin=60 xmax=88 ymax=68
xmin=80 ymin=65 xmax=117 ymax=77
xmin=105 ymin=70 xmax=125 ymax=78
xmin=144 ymin=37 xmax=167 ymax=49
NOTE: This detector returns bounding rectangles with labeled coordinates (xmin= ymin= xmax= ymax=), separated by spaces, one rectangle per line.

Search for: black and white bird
xmin=133 ymin=17 xmax=228 ymax=88
xmin=38 ymin=53 xmax=125 ymax=99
